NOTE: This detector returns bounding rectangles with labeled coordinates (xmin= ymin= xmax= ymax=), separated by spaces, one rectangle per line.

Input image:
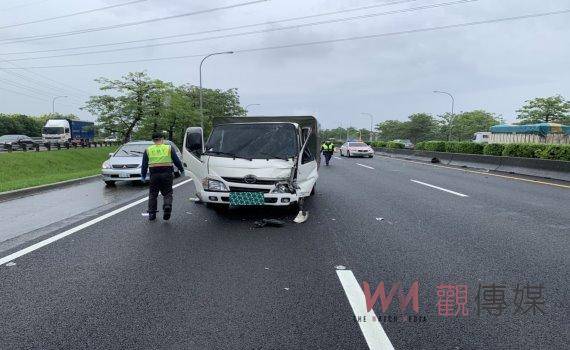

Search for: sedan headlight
xmin=102 ymin=161 xmax=112 ymax=169
xmin=271 ymin=182 xmax=293 ymax=194
xmin=202 ymin=178 xmax=228 ymax=192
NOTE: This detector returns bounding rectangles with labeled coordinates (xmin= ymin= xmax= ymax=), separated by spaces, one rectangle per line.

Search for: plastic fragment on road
xmin=376 ymin=217 xmax=384 ymax=221
xmin=284 ymin=287 xmax=290 ymax=291
xmin=264 ymin=267 xmax=270 ymax=270
xmin=254 ymin=219 xmax=285 ymax=228
xmin=335 ymin=265 xmax=346 ymax=270
xmin=141 ymin=213 xmax=149 ymax=217
xmin=294 ymin=211 xmax=309 ymax=223
xmin=189 ymin=197 xmax=200 ymax=202
xmin=5 ymin=261 xmax=16 ymax=267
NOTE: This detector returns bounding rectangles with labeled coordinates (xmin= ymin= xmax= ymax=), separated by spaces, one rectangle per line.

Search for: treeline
xmin=321 ymin=95 xmax=569 ymax=143
xmin=83 ymin=71 xmax=245 ymax=146
xmin=0 ymin=113 xmax=77 ymax=137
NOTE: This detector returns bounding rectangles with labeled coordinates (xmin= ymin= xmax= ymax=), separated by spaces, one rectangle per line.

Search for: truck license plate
xmin=229 ymin=192 xmax=265 ymax=206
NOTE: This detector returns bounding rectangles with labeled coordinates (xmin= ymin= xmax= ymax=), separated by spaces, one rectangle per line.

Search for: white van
xmin=472 ymin=132 xmax=491 ymax=143
xmin=182 ymin=116 xmax=319 ymax=220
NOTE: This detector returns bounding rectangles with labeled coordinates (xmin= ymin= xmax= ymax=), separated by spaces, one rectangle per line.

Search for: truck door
xmin=296 ymin=127 xmax=318 ymax=197
xmin=183 ymin=127 xmax=208 ymax=193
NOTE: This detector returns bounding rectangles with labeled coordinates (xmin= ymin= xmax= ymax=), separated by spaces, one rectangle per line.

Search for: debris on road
xmin=335 ymin=265 xmax=346 ymax=270
xmin=5 ymin=261 xmax=16 ymax=267
xmin=189 ymin=197 xmax=200 ymax=202
xmin=284 ymin=287 xmax=290 ymax=291
xmin=375 ymin=217 xmax=384 ymax=221
xmin=254 ymin=219 xmax=285 ymax=228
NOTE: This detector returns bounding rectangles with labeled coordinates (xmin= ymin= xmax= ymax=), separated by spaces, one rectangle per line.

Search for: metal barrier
xmin=374 ymin=148 xmax=570 ymax=182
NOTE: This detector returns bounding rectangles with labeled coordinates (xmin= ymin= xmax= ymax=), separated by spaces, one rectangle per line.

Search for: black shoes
xmin=148 ymin=212 xmax=156 ymax=221
xmin=163 ymin=206 xmax=172 ymax=220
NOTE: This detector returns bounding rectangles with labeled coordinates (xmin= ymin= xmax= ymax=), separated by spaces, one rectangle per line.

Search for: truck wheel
xmin=104 ymin=181 xmax=116 ymax=187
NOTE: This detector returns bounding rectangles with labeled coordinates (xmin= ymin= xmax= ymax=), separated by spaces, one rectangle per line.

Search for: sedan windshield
xmin=205 ymin=123 xmax=298 ymax=160
xmin=349 ymin=142 xmax=368 ymax=147
xmin=115 ymin=144 xmax=149 ymax=157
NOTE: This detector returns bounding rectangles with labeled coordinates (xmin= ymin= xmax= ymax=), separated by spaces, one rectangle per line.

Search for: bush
xmin=370 ymin=141 xmax=387 ymax=148
xmin=456 ymin=141 xmax=484 ymax=154
xmin=536 ymin=144 xmax=570 ymax=161
xmin=387 ymin=141 xmax=405 ymax=149
xmin=502 ymin=143 xmax=548 ymax=158
xmin=445 ymin=141 xmax=461 ymax=153
xmin=423 ymin=141 xmax=447 ymax=152
xmin=415 ymin=141 xmax=425 ymax=150
xmin=483 ymin=143 xmax=505 ymax=156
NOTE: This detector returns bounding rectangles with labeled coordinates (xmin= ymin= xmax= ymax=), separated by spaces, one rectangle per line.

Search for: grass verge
xmin=0 ymin=147 xmax=117 ymax=193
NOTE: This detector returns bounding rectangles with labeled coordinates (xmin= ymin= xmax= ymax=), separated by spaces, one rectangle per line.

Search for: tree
xmin=449 ymin=110 xmax=501 ymax=141
xmin=375 ymin=120 xmax=407 ymax=141
xmin=406 ymin=113 xmax=439 ymax=142
xmin=83 ymin=72 xmax=162 ymax=143
xmin=516 ymin=95 xmax=570 ymax=124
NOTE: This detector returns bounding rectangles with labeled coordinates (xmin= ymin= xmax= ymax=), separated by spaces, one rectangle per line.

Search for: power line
xmin=0 ymin=0 xmax=269 ymax=44
xmin=0 ymin=57 xmax=91 ymax=98
xmin=1 ymin=9 xmax=567 ymax=70
xmin=2 ymin=0 xmax=478 ymax=62
xmin=0 ymin=0 xmax=421 ymax=55
xmin=0 ymin=0 xmax=148 ymax=30
xmin=0 ymin=86 xmax=49 ymax=102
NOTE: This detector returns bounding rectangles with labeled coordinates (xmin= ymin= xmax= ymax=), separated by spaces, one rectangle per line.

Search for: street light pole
xmin=245 ymin=103 xmax=260 ymax=115
xmin=433 ymin=90 xmax=455 ymax=140
xmin=361 ymin=112 xmax=374 ymax=142
xmin=52 ymin=95 xmax=67 ymax=114
xmin=199 ymin=51 xmax=234 ymax=129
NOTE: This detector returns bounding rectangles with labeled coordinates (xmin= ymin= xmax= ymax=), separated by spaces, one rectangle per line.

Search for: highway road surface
xmin=0 ymin=153 xmax=568 ymax=349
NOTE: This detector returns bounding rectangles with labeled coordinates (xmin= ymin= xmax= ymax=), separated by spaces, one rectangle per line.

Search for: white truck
xmin=182 ymin=116 xmax=319 ymax=222
xmin=42 ymin=119 xmax=94 ymax=145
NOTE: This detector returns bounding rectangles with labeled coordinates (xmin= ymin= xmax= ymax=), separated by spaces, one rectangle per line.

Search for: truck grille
xmin=229 ymin=186 xmax=271 ymax=193
xmin=222 ymin=177 xmax=278 ymax=185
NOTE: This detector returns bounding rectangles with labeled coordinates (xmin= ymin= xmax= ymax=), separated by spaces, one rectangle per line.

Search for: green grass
xmin=0 ymin=147 xmax=117 ymax=193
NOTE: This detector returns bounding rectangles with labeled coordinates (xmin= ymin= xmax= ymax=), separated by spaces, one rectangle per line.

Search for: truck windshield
xmin=43 ymin=127 xmax=64 ymax=134
xmin=205 ymin=123 xmax=298 ymax=160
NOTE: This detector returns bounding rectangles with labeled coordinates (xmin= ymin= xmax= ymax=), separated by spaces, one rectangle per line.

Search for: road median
xmin=374 ymin=147 xmax=570 ymax=182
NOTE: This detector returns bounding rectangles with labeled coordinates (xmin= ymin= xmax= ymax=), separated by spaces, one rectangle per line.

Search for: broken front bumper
xmin=199 ymin=190 xmax=299 ymax=206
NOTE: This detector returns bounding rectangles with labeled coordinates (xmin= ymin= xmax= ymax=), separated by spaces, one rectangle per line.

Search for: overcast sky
xmin=0 ymin=0 xmax=568 ymax=129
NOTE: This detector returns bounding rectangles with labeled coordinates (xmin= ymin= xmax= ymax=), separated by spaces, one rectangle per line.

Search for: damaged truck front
xmin=182 ymin=116 xmax=319 ymax=215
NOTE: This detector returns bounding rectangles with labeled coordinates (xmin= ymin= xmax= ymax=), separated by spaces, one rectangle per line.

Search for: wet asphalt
xmin=0 ymin=154 xmax=568 ymax=349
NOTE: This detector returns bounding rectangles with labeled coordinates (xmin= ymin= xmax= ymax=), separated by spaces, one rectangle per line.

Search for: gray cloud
xmin=0 ymin=0 xmax=568 ymax=129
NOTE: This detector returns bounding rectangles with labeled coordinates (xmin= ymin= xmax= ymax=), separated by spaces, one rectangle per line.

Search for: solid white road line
xmin=336 ymin=269 xmax=395 ymax=350
xmin=356 ymin=163 xmax=375 ymax=170
xmin=0 ymin=179 xmax=193 ymax=266
xmin=410 ymin=179 xmax=468 ymax=197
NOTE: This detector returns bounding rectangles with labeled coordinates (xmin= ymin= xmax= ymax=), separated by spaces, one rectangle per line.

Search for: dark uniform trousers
xmin=148 ymin=172 xmax=173 ymax=213
xmin=323 ymin=151 xmax=333 ymax=165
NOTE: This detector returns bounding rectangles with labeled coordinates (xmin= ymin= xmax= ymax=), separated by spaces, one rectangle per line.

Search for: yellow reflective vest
xmin=147 ymin=144 xmax=173 ymax=167
xmin=322 ymin=142 xmax=334 ymax=151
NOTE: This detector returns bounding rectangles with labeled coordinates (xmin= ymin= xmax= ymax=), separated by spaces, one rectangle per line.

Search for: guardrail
xmin=1 ymin=141 xmax=121 ymax=153
xmin=374 ymin=148 xmax=570 ymax=182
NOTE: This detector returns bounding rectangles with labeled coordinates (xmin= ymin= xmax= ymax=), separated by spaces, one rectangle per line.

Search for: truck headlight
xmin=102 ymin=161 xmax=112 ymax=169
xmin=202 ymin=178 xmax=228 ymax=192
xmin=271 ymin=182 xmax=293 ymax=194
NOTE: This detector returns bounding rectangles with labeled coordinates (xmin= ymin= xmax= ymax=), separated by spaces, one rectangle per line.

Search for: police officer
xmin=321 ymin=139 xmax=335 ymax=166
xmin=141 ymin=132 xmax=184 ymax=221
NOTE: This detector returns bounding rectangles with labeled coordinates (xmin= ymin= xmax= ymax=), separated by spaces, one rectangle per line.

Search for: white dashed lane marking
xmin=356 ymin=163 xmax=375 ymax=170
xmin=410 ymin=179 xmax=468 ymax=197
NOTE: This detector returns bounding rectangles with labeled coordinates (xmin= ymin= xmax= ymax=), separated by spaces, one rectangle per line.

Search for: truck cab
xmin=182 ymin=116 xmax=319 ymax=208
xmin=42 ymin=119 xmax=71 ymax=144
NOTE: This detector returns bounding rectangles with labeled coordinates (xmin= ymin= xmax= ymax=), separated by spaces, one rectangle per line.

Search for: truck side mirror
xmin=184 ymin=127 xmax=204 ymax=155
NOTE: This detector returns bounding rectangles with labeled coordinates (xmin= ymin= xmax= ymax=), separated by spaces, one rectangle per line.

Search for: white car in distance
xmin=340 ymin=142 xmax=374 ymax=158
